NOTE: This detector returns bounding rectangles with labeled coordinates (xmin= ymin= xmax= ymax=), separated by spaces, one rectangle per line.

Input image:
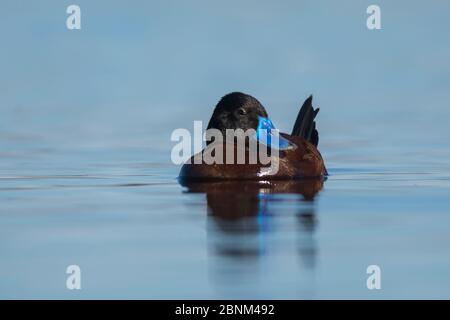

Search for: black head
xmin=206 ymin=92 xmax=268 ymax=135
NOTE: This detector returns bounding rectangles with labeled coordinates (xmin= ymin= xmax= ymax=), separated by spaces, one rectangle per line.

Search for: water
xmin=1 ymin=0 xmax=450 ymax=299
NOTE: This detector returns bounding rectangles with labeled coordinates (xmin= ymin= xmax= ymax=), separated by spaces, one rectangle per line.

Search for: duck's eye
xmin=237 ymin=108 xmax=247 ymax=116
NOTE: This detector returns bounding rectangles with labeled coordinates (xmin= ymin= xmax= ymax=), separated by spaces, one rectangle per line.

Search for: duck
xmin=179 ymin=92 xmax=327 ymax=181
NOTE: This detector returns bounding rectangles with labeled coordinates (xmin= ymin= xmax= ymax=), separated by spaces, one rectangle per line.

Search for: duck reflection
xmin=181 ymin=179 xmax=324 ymax=268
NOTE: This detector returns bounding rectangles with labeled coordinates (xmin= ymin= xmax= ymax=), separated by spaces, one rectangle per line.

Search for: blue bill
xmin=256 ymin=116 xmax=295 ymax=150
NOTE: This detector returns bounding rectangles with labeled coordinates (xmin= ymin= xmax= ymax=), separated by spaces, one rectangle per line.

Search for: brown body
xmin=179 ymin=133 xmax=326 ymax=181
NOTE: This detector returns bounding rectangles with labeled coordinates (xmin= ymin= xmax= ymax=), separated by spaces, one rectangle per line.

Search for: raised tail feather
xmin=291 ymin=95 xmax=320 ymax=147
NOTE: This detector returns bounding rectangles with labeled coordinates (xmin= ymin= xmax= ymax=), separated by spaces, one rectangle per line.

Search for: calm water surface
xmin=1 ymin=138 xmax=449 ymax=299
xmin=1 ymin=0 xmax=450 ymax=299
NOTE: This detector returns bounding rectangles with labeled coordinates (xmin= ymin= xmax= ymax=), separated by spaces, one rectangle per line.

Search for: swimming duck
xmin=179 ymin=92 xmax=327 ymax=180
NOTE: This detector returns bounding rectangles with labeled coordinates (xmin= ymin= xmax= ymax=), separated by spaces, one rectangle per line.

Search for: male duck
xmin=179 ymin=92 xmax=327 ymax=180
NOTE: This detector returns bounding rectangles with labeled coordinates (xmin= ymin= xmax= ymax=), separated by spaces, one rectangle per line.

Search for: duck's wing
xmin=291 ymin=95 xmax=320 ymax=147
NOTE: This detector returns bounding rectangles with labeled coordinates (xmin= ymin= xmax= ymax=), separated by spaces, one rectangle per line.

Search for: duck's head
xmin=206 ymin=92 xmax=294 ymax=149
xmin=206 ymin=92 xmax=268 ymax=134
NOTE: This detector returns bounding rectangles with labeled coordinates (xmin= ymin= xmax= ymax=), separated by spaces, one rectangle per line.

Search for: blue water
xmin=1 ymin=0 xmax=450 ymax=299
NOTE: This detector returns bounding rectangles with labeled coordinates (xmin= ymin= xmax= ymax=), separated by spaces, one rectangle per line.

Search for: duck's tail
xmin=291 ymin=95 xmax=320 ymax=147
